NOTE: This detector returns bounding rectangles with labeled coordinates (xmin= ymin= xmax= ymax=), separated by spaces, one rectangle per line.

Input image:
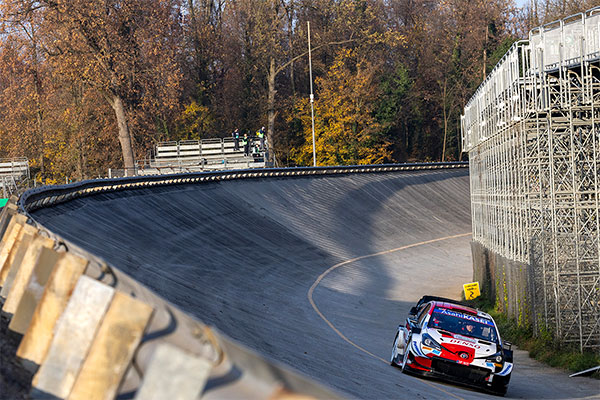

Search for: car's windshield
xmin=428 ymin=307 xmax=498 ymax=343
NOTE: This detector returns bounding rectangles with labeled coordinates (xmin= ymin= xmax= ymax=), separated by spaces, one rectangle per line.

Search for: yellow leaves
xmin=291 ymin=48 xmax=391 ymax=167
xmin=173 ymin=101 xmax=214 ymax=140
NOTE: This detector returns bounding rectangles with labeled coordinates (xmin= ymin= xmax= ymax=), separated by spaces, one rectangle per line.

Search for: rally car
xmin=390 ymin=296 xmax=513 ymax=396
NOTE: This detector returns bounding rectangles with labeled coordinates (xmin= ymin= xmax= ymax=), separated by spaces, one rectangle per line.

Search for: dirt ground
xmin=0 ymin=313 xmax=32 ymax=399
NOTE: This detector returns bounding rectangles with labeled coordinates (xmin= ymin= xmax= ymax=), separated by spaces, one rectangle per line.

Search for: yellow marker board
xmin=463 ymin=282 xmax=481 ymax=300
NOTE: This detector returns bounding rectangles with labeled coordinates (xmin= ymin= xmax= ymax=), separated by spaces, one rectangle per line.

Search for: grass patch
xmin=465 ymin=297 xmax=600 ymax=377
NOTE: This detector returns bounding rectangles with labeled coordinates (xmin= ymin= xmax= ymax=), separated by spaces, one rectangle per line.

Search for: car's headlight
xmin=422 ymin=333 xmax=441 ymax=349
xmin=486 ymin=353 xmax=503 ymax=364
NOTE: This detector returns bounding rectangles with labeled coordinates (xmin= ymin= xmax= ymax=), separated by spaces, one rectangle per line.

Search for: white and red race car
xmin=390 ymin=296 xmax=513 ymax=396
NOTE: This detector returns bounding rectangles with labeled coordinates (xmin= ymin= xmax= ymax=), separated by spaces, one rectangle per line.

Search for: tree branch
xmin=274 ymin=38 xmax=355 ymax=76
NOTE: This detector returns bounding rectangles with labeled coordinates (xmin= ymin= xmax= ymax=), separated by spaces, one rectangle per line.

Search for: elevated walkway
xmin=0 ymin=158 xmax=30 ymax=197
xmin=137 ymin=138 xmax=266 ymax=175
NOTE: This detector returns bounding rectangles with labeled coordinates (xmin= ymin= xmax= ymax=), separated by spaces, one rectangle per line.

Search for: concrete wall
xmin=471 ymin=241 xmax=532 ymax=327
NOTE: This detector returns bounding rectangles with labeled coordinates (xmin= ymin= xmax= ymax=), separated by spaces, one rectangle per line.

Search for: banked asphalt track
xmin=27 ymin=168 xmax=599 ymax=399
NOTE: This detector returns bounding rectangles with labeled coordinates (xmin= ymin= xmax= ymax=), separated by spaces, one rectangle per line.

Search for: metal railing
xmin=134 ymin=138 xmax=268 ymax=175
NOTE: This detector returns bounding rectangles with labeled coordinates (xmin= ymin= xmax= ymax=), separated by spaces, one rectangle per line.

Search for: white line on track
xmin=308 ymin=232 xmax=472 ymax=400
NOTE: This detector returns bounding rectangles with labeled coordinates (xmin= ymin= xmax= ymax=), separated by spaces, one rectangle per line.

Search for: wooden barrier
xmin=0 ymin=222 xmax=38 ymax=294
xmin=69 ymin=292 xmax=153 ymax=400
xmin=17 ymin=253 xmax=88 ymax=366
xmin=1 ymin=203 xmax=339 ymax=398
xmin=133 ymin=343 xmax=212 ymax=400
xmin=32 ymin=276 xmax=115 ymax=398
xmin=0 ymin=214 xmax=27 ymax=285
xmin=9 ymin=245 xmax=62 ymax=335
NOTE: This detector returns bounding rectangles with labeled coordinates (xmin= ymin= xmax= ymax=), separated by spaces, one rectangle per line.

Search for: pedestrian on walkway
xmin=232 ymin=128 xmax=240 ymax=151
xmin=256 ymin=126 xmax=266 ymax=151
xmin=242 ymin=133 xmax=250 ymax=156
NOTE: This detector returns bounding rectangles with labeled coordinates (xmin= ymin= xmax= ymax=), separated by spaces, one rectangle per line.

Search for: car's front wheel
xmin=400 ymin=336 xmax=412 ymax=374
xmin=390 ymin=333 xmax=402 ymax=366
xmin=490 ymin=374 xmax=510 ymax=396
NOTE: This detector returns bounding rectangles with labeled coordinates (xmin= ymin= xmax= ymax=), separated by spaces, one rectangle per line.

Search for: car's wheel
xmin=390 ymin=333 xmax=401 ymax=366
xmin=400 ymin=336 xmax=411 ymax=374
xmin=491 ymin=374 xmax=510 ymax=396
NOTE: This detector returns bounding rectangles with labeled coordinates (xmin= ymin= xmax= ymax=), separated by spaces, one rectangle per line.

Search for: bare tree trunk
xmin=482 ymin=24 xmax=488 ymax=81
xmin=109 ymin=94 xmax=135 ymax=170
xmin=267 ymin=57 xmax=277 ymax=164
xmin=289 ymin=35 xmax=295 ymax=95
xmin=31 ymin=35 xmax=45 ymax=176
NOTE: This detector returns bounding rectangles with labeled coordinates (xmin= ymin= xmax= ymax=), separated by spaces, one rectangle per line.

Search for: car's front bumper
xmin=405 ymin=352 xmax=508 ymax=390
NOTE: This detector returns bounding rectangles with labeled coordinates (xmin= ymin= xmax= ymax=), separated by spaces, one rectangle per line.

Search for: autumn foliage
xmin=0 ymin=0 xmax=593 ymax=183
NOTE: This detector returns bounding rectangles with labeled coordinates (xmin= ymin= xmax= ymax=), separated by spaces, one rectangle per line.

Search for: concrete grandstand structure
xmin=462 ymin=8 xmax=600 ymax=351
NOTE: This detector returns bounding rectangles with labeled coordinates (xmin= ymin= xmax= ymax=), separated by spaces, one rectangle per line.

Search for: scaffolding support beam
xmin=462 ymin=7 xmax=600 ymax=351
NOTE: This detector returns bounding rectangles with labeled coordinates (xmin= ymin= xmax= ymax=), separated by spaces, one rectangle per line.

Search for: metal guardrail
xmin=2 ymin=162 xmax=467 ymax=398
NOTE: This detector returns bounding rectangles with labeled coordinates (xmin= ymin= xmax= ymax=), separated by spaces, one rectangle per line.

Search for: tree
xmin=2 ymin=0 xmax=183 ymax=170
xmin=291 ymin=49 xmax=391 ymax=166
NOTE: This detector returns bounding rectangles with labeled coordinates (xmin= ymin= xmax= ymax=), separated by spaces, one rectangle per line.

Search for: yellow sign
xmin=463 ymin=282 xmax=481 ymax=300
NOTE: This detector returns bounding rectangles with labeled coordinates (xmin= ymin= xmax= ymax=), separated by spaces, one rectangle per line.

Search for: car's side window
xmin=417 ymin=304 xmax=432 ymax=326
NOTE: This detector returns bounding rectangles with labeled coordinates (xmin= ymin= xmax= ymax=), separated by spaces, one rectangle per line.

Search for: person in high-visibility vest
xmin=242 ymin=133 xmax=250 ymax=156
xmin=256 ymin=126 xmax=265 ymax=151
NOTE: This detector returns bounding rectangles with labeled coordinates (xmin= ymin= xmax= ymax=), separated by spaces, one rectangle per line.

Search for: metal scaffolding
xmin=462 ymin=8 xmax=600 ymax=351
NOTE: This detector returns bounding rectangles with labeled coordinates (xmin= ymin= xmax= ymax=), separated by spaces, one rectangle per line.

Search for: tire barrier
xmin=1 ymin=162 xmax=467 ymax=399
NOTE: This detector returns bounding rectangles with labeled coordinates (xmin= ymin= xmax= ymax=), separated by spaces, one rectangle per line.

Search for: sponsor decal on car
xmin=420 ymin=345 xmax=442 ymax=356
xmin=435 ymin=308 xmax=495 ymax=326
xmin=446 ymin=338 xmax=482 ymax=349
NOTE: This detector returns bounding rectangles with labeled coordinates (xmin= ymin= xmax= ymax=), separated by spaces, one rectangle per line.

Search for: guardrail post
xmin=31 ymin=275 xmax=114 ymax=399
xmin=68 ymin=291 xmax=153 ymax=400
xmin=134 ymin=343 xmax=212 ymax=400
xmin=17 ymin=253 xmax=88 ymax=368
xmin=2 ymin=236 xmax=55 ymax=317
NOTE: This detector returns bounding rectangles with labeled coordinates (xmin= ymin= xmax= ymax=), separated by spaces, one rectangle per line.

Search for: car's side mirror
xmin=407 ymin=316 xmax=418 ymax=325
xmin=503 ymin=340 xmax=512 ymax=350
xmin=502 ymin=348 xmax=513 ymax=363
xmin=409 ymin=306 xmax=418 ymax=316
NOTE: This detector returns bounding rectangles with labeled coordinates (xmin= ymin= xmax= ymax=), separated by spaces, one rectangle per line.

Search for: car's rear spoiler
xmin=410 ymin=295 xmax=471 ymax=315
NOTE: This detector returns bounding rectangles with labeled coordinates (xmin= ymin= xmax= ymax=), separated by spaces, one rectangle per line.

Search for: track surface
xmin=30 ymin=169 xmax=599 ymax=399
